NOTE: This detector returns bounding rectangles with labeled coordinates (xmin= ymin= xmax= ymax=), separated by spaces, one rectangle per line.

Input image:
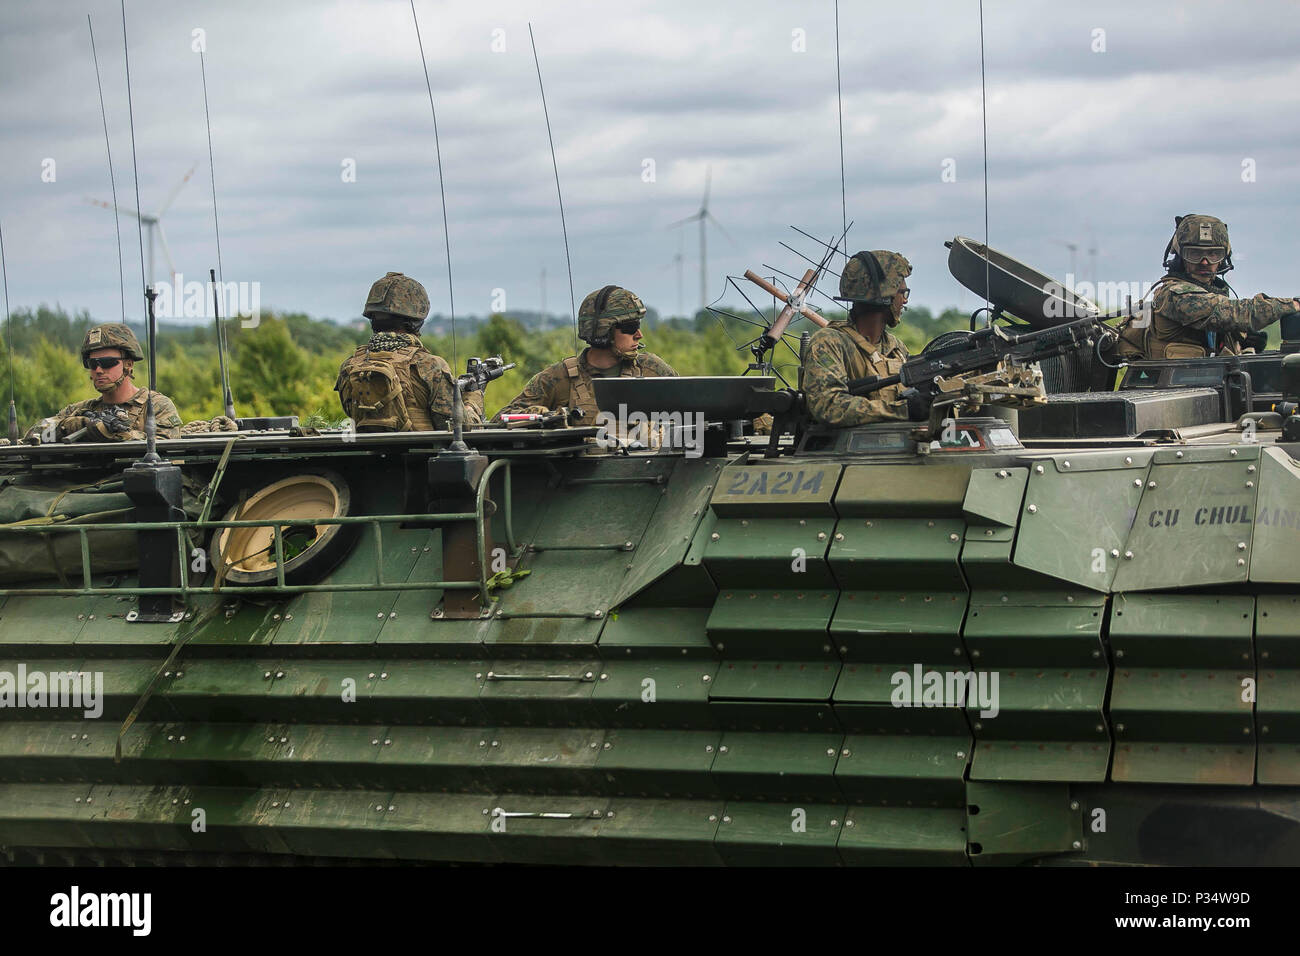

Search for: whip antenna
xmin=409 ymin=0 xmax=458 ymax=371
xmin=121 ymin=0 xmax=158 ymax=461
xmin=834 ymin=0 xmax=847 ymax=261
xmin=528 ymin=23 xmax=578 ymax=356
xmin=978 ymin=0 xmax=991 ymax=321
xmin=0 ymin=220 xmax=16 ymax=442
xmin=88 ymin=15 xmax=126 ymax=323
xmin=199 ymin=43 xmax=235 ymax=419
xmin=210 ymin=269 xmax=234 ymax=419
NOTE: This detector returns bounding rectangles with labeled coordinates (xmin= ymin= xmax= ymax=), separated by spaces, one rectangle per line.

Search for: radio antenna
xmin=88 ymin=15 xmax=126 ymax=323
xmin=409 ymin=0 xmax=458 ymax=372
xmin=121 ymin=0 xmax=158 ymax=461
xmin=210 ymin=268 xmax=235 ymax=419
xmin=834 ymin=0 xmax=847 ymax=262
xmin=0 ymin=220 xmax=16 ymax=442
xmin=199 ymin=43 xmax=235 ymax=420
xmin=978 ymin=0 xmax=991 ymax=320
xmin=528 ymin=23 xmax=578 ymax=356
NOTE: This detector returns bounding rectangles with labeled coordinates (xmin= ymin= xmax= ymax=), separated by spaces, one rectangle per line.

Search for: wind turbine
xmin=1050 ymin=239 xmax=1079 ymax=289
xmin=87 ymin=162 xmax=196 ymax=290
xmin=663 ymin=226 xmax=684 ymax=318
xmin=668 ymin=166 xmax=736 ymax=314
xmin=660 ymin=244 xmax=684 ymax=319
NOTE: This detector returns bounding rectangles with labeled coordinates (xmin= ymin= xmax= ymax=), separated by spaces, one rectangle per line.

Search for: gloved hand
xmin=80 ymin=407 xmax=131 ymax=440
xmin=57 ymin=415 xmax=90 ymax=438
xmin=86 ymin=418 xmax=119 ymax=440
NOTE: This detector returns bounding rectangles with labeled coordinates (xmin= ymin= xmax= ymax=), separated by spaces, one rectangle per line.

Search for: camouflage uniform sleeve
xmin=116 ymin=393 xmax=183 ymax=442
xmin=494 ymin=365 xmax=561 ymax=418
xmin=1159 ymin=285 xmax=1295 ymax=334
xmin=410 ymin=352 xmax=454 ymax=429
xmin=150 ymin=395 xmax=184 ymax=440
xmin=803 ymin=330 xmax=907 ymax=427
xmin=637 ymin=354 xmax=678 ymax=377
xmin=462 ymin=386 xmax=485 ymax=427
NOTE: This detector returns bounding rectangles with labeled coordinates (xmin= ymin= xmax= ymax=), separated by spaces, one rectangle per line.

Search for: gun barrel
xmin=846 ymin=373 xmax=901 ymax=394
xmin=844 ymin=314 xmax=1104 ymax=399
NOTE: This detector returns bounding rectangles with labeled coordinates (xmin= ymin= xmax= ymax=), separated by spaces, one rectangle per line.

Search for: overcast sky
xmin=2 ymin=0 xmax=1299 ymax=330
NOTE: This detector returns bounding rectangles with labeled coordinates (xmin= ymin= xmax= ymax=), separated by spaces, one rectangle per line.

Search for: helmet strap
xmin=850 ymin=252 xmax=886 ymax=298
xmin=593 ymin=285 xmax=619 ymax=315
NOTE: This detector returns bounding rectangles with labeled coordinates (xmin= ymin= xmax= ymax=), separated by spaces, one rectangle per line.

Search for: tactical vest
xmin=562 ymin=356 xmax=598 ymax=422
xmin=1117 ymin=276 xmax=1241 ymax=360
xmin=839 ymin=326 xmax=909 ymax=405
xmin=338 ymin=345 xmax=435 ymax=432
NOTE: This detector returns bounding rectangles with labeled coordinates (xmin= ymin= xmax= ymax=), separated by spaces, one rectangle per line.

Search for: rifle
xmin=847 ymin=313 xmax=1116 ymax=417
xmin=446 ymin=355 xmax=516 ymax=451
xmin=61 ymin=406 xmax=133 ymax=443
xmin=456 ymin=355 xmax=515 ymax=394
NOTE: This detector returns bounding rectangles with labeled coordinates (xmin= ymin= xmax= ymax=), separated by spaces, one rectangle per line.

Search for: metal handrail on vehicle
xmin=0 ymin=458 xmax=518 ymax=607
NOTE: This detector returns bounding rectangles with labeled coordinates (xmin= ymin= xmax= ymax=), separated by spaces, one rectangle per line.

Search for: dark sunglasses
xmin=86 ymin=357 xmax=123 ymax=371
xmin=613 ymin=319 xmax=641 ymax=334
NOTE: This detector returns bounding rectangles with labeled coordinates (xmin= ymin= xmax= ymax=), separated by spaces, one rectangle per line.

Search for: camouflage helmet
xmin=577 ymin=285 xmax=646 ymax=346
xmin=363 ymin=272 xmax=430 ymax=322
xmin=1163 ymin=214 xmax=1233 ymax=274
xmin=80 ymin=323 xmax=144 ymax=366
xmin=835 ymin=251 xmax=912 ymax=326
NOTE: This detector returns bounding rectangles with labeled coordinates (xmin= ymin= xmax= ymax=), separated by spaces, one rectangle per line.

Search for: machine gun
xmin=848 ymin=312 xmax=1117 ymax=426
xmin=456 ymin=356 xmax=515 ymax=394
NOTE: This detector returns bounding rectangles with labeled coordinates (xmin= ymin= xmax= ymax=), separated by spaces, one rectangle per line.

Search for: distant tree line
xmin=0 ymin=302 xmax=971 ymax=428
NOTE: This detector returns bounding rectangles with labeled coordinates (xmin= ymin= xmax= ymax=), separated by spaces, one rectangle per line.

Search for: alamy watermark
xmin=890 ymin=663 xmax=1000 ymax=719
xmin=1045 ymin=274 xmax=1154 ymax=326
xmin=152 ymin=272 xmax=262 ymax=328
xmin=49 ymin=886 xmax=150 ymax=936
xmin=594 ymin=403 xmax=706 ymax=458
xmin=0 ymin=665 xmax=103 ymax=718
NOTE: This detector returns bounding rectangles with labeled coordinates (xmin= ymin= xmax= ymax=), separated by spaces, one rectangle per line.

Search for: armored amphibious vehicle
xmin=2 ymin=242 xmax=1300 ymax=866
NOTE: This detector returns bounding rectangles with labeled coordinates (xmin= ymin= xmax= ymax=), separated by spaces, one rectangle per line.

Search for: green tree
xmin=229 ymin=318 xmax=316 ymax=417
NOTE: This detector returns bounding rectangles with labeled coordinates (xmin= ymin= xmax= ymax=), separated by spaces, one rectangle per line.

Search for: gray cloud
xmin=1 ymin=0 xmax=1298 ymax=338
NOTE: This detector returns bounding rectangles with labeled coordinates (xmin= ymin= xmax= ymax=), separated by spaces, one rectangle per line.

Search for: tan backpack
xmin=339 ymin=348 xmax=417 ymax=431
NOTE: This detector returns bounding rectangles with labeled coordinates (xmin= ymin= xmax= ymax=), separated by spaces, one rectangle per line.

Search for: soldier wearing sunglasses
xmin=1117 ymin=214 xmax=1300 ymax=360
xmin=26 ymin=323 xmax=183 ymax=443
xmin=494 ymin=285 xmax=675 ymax=424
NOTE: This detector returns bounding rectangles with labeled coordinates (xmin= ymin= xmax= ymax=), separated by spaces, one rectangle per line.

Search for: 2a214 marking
xmin=725 ymin=470 xmax=825 ymax=496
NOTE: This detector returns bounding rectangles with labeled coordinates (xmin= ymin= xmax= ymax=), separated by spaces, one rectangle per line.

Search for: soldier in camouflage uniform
xmin=494 ymin=285 xmax=676 ymax=424
xmin=335 ymin=272 xmax=483 ymax=431
xmin=1117 ymin=214 xmax=1300 ymax=360
xmin=804 ymin=250 xmax=918 ymax=427
xmin=25 ymin=323 xmax=183 ymax=443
